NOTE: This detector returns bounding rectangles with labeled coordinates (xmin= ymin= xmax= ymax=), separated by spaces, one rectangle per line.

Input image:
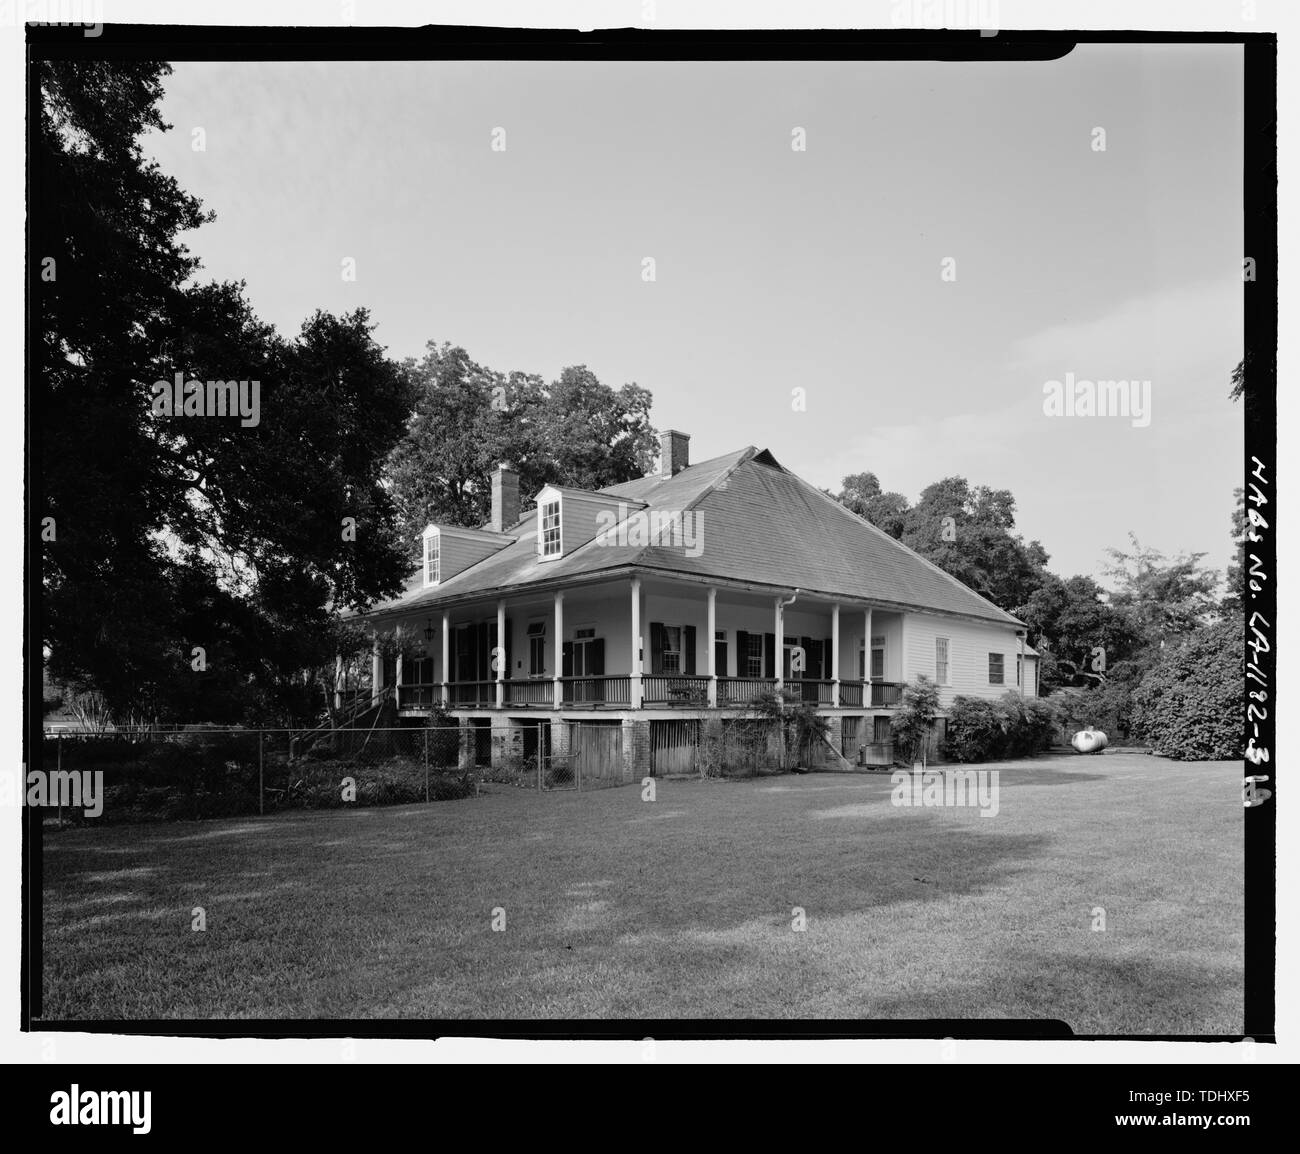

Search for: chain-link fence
xmin=38 ymin=727 xmax=477 ymax=825
xmin=37 ymin=722 xmax=602 ymax=824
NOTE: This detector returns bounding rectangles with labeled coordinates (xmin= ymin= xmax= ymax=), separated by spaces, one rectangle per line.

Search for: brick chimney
xmin=491 ymin=462 xmax=520 ymax=532
xmin=659 ymin=429 xmax=690 ymax=478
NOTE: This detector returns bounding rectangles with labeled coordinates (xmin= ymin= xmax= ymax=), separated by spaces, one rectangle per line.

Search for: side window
xmin=935 ymin=638 xmax=950 ymax=685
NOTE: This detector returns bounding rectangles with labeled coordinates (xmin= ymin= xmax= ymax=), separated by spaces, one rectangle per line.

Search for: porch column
xmin=630 ymin=577 xmax=643 ymax=708
xmin=865 ymin=607 xmax=873 ymax=706
xmin=395 ymin=648 xmax=403 ymax=711
xmin=706 ymin=587 xmax=717 ymax=707
xmin=334 ymin=652 xmax=344 ymax=712
xmin=774 ymin=596 xmax=784 ymax=691
xmin=553 ymin=590 xmax=565 ymax=710
xmin=496 ymin=599 xmax=506 ymax=709
xmin=440 ymin=610 xmax=450 ymax=706
xmin=830 ymin=603 xmax=840 ymax=707
xmin=899 ymin=612 xmax=907 ymax=684
xmin=371 ymin=633 xmax=382 ymax=705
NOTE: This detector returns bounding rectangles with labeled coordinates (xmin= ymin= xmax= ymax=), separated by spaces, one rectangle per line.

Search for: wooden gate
xmin=650 ymin=719 xmax=699 ymax=776
xmin=569 ymin=722 xmax=624 ymax=789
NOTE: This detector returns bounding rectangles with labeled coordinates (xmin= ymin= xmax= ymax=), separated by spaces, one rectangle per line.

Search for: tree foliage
xmin=38 ymin=61 xmax=413 ymax=724
xmin=835 ymin=473 xmax=1050 ymax=613
xmin=387 ymin=345 xmax=658 ymax=542
xmin=1129 ymin=621 xmax=1242 ymax=761
xmin=1101 ymin=533 xmax=1219 ymax=646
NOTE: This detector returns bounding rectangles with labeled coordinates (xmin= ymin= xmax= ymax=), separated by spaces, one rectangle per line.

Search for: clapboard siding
xmin=904 ymin=613 xmax=1035 ymax=709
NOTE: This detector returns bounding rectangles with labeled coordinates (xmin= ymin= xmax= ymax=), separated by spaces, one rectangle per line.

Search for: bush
xmin=743 ymin=690 xmax=830 ymax=772
xmin=942 ymin=693 xmax=1058 ymax=762
xmin=425 ymin=706 xmax=461 ymax=768
xmin=697 ymin=717 xmax=727 ymax=779
xmin=1130 ymin=622 xmax=1242 ymax=760
xmin=43 ymin=728 xmax=475 ymax=822
xmin=890 ymin=676 xmax=941 ymax=764
xmin=1048 ymin=672 xmax=1142 ymax=744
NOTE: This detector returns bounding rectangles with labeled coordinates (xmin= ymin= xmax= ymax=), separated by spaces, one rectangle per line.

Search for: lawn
xmin=39 ymin=753 xmax=1244 ymax=1031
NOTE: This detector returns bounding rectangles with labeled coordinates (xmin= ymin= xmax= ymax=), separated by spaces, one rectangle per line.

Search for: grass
xmin=39 ymin=752 xmax=1243 ymax=1031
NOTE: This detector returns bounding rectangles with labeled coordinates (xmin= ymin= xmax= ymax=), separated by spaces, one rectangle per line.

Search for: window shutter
xmin=735 ymin=630 xmax=749 ymax=676
xmin=824 ymin=637 xmax=833 ymax=680
xmin=504 ymin=617 xmax=512 ymax=680
xmin=650 ymin=622 xmax=665 ymax=675
xmin=591 ymin=637 xmax=605 ymax=676
xmin=764 ymin=632 xmax=776 ymax=679
xmin=684 ymin=625 xmax=697 ymax=675
xmin=476 ymin=621 xmax=491 ymax=682
xmin=562 ymin=642 xmax=573 ymax=678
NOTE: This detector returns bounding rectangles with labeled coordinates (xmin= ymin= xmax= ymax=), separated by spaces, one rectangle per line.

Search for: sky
xmin=142 ymin=45 xmax=1244 ymax=585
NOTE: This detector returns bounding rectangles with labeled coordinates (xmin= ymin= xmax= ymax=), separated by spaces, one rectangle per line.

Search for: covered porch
xmin=371 ymin=574 xmax=908 ymax=715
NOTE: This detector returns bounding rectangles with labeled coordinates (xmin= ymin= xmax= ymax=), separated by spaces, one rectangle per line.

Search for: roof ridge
xmin=598 ymin=445 xmax=756 ymax=495
xmin=600 ymin=446 xmax=758 ymax=559
xmin=795 ymin=474 xmax=1024 ymax=627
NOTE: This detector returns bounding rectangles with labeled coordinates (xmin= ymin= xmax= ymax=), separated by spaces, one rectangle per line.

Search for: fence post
xmin=56 ymin=731 xmax=63 ymax=828
xmin=537 ymin=737 xmax=543 ymax=792
xmin=258 ymin=730 xmax=264 ymax=816
xmin=424 ymin=728 xmax=429 ymax=804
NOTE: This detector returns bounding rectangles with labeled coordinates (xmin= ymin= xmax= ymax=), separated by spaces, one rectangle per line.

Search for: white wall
xmin=903 ymin=613 xmax=1034 ymax=708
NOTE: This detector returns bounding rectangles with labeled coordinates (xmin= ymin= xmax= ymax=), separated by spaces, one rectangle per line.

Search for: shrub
xmin=942 ymin=697 xmax=1005 ymax=762
xmin=743 ymin=690 xmax=830 ymax=771
xmin=943 ymin=693 xmax=1058 ymax=762
xmin=890 ymin=676 xmax=941 ymax=764
xmin=697 ymin=717 xmax=727 ymax=779
xmin=423 ymin=706 xmax=462 ymax=768
xmin=1048 ymin=672 xmax=1141 ymax=744
xmin=1129 ymin=622 xmax=1242 ymax=760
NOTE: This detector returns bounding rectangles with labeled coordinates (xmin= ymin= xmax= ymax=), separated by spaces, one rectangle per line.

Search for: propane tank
xmin=1071 ymin=727 xmax=1109 ymax=754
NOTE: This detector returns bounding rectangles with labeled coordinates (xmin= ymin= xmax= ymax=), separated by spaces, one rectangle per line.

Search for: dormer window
xmin=539 ymin=498 xmax=561 ymax=559
xmin=423 ymin=529 xmax=440 ymax=586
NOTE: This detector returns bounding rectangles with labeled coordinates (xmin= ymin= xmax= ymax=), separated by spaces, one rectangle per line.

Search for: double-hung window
xmin=539 ymin=499 xmax=561 ymax=558
xmin=527 ymin=622 xmax=547 ymax=676
xmin=661 ymin=626 xmax=682 ymax=674
xmin=935 ymin=638 xmax=950 ymax=685
xmin=988 ymin=653 xmax=1005 ymax=685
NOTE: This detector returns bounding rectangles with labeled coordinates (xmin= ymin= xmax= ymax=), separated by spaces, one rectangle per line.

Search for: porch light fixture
xmin=424 ymin=618 xmax=436 ymax=643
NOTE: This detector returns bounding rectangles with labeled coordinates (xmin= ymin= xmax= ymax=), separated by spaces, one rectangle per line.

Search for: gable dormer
xmin=422 ymin=523 xmax=514 ymax=587
xmin=534 ymin=484 xmax=646 ymax=562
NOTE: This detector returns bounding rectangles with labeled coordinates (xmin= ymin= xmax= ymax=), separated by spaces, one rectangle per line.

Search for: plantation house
xmin=353 ymin=432 xmax=1038 ymax=778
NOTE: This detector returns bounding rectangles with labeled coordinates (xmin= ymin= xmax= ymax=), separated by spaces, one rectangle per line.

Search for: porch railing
xmin=869 ymin=681 xmax=905 ymax=707
xmin=394 ymin=674 xmax=907 ymax=711
xmin=717 ymin=677 xmax=777 ymax=705
xmin=562 ymin=676 xmax=632 ymax=706
xmin=448 ymin=681 xmax=498 ymax=707
xmin=397 ymin=683 xmax=440 ymax=710
xmin=787 ymin=679 xmax=836 ymax=705
xmin=503 ymin=679 xmax=553 ymax=706
xmin=642 ymin=675 xmax=711 ymax=706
